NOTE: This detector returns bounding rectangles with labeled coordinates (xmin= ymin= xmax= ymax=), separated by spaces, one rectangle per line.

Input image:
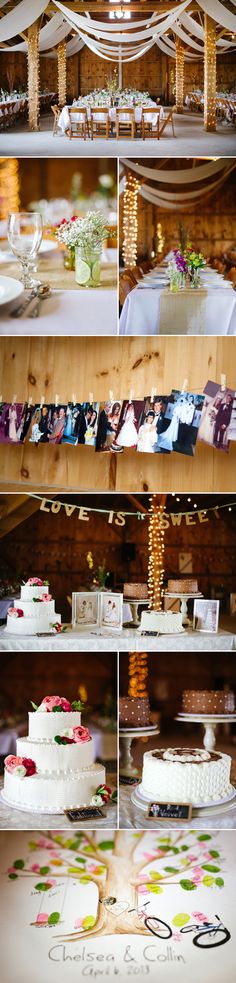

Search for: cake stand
xmin=175 ymin=713 xmax=236 ymax=751
xmin=119 ymin=725 xmax=159 ymax=777
xmin=165 ymin=592 xmax=203 ymax=627
xmin=124 ymin=598 xmax=149 ymax=629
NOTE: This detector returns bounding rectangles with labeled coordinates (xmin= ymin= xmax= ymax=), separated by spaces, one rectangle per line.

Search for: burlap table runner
xmin=0 ymin=255 xmax=117 ymax=291
xmin=159 ymin=287 xmax=208 ymax=335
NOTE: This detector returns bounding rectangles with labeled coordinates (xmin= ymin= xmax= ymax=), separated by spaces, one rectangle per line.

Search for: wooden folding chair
xmin=51 ymin=105 xmax=60 ymax=136
xmin=158 ymin=106 xmax=176 ymax=138
xmin=67 ymin=106 xmax=87 ymax=140
xmin=116 ymin=107 xmax=136 ymax=140
xmin=141 ymin=106 xmax=162 ymax=140
xmin=90 ymin=107 xmax=110 ymax=140
xmin=119 ymin=271 xmax=137 ymax=305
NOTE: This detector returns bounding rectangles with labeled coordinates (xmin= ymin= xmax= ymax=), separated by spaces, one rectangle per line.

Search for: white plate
xmin=0 ymin=275 xmax=23 ymax=306
xmin=131 ymin=782 xmax=236 ymax=813
xmin=39 ymin=239 xmax=58 ymax=254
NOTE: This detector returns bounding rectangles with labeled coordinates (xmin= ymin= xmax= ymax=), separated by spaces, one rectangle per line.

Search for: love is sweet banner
xmin=31 ymin=494 xmax=236 ymax=529
xmin=0 ymin=382 xmax=235 ymax=458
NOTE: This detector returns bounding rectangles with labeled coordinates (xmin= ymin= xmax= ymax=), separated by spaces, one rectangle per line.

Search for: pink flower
xmin=188 ymin=855 xmax=197 ymax=862
xmin=5 ymin=755 xmax=23 ymax=773
xmin=74 ymin=918 xmax=83 ymax=929
xmin=36 ymin=913 xmax=48 ymax=924
xmin=138 ymin=886 xmax=148 ymax=894
xmin=27 ymin=578 xmax=43 ymax=586
xmin=41 ymin=593 xmax=52 ymax=602
xmin=42 ymin=696 xmax=62 ymax=711
xmin=22 ymin=757 xmax=37 ymax=777
xmin=8 ymin=867 xmax=16 ymax=874
xmin=172 ymin=933 xmax=182 ymax=942
xmin=8 ymin=607 xmax=24 ymax=618
xmin=60 ymin=698 xmax=72 ymax=712
xmin=192 ymin=911 xmax=208 ymax=922
xmin=48 ymin=879 xmax=57 ymax=888
xmin=73 ymin=725 xmax=90 ymax=743
xmin=31 ymin=864 xmax=40 ymax=873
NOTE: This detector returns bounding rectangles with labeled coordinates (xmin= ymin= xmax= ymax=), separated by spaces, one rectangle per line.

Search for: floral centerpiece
xmin=168 ymin=242 xmax=206 ymax=291
xmin=55 ymin=210 xmax=114 ymax=286
xmin=74 ymin=87 xmax=151 ymax=108
xmin=86 ymin=550 xmax=109 ymax=589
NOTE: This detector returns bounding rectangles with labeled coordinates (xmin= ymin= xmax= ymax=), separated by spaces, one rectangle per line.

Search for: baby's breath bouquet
xmin=56 ymin=211 xmax=114 ymax=286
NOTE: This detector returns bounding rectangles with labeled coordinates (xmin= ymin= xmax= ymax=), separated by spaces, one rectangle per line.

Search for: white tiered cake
xmin=138 ymin=747 xmax=233 ymax=805
xmin=3 ymin=695 xmax=106 ymax=813
xmin=5 ymin=578 xmax=61 ymax=636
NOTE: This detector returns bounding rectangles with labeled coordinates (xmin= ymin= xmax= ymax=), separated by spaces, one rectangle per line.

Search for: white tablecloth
xmin=0 ymin=776 xmax=117 ymax=829
xmin=120 ymin=282 xmax=236 ymax=336
xmin=0 ymin=627 xmax=234 ymax=652
xmin=0 ymin=287 xmax=117 ymax=335
xmin=119 ymin=784 xmax=236 ymax=829
xmin=59 ymin=101 xmax=160 ymax=134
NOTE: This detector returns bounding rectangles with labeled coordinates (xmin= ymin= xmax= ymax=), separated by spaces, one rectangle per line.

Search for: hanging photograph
xmin=155 ymin=390 xmax=204 ymax=456
xmin=62 ymin=402 xmax=100 ymax=446
xmin=72 ymin=591 xmax=100 ymax=630
xmin=100 ymin=592 xmax=123 ymax=631
xmin=26 ymin=404 xmax=68 ymax=443
xmin=0 ymin=402 xmax=27 ymax=444
xmin=96 ymin=400 xmax=122 ymax=451
xmin=110 ymin=400 xmax=144 ymax=452
xmin=193 ymin=598 xmax=220 ymax=633
xmin=137 ymin=395 xmax=169 ymax=453
xmin=198 ymin=380 xmax=235 ymax=452
xmin=227 ymin=391 xmax=236 ymax=441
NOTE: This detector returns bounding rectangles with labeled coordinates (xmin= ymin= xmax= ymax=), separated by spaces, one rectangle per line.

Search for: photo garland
xmin=0 ymin=381 xmax=235 ymax=456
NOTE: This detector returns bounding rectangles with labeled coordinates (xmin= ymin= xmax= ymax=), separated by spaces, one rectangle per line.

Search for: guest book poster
xmin=0 ymin=830 xmax=235 ymax=983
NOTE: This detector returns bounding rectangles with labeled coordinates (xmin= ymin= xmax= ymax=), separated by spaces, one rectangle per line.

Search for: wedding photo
xmin=198 ymin=381 xmax=235 ymax=452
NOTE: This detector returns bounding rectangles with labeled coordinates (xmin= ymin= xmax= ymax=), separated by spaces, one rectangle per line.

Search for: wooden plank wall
xmin=0 ymin=335 xmax=235 ymax=492
xmin=1 ymin=652 xmax=117 ymax=714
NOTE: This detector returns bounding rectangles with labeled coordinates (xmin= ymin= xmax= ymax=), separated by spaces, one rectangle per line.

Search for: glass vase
xmin=75 ymin=244 xmax=102 ymax=287
xmin=190 ymin=267 xmax=201 ymax=288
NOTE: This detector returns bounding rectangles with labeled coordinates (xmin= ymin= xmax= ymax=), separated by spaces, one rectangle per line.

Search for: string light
xmin=27 ymin=21 xmax=39 ymax=131
xmin=204 ymin=13 xmax=216 ymax=132
xmin=58 ymin=41 xmax=67 ymax=109
xmin=156 ymin=221 xmax=165 ymax=254
xmin=175 ymin=37 xmax=184 ymax=114
xmin=0 ymin=159 xmax=19 ymax=219
xmin=148 ymin=495 xmax=165 ymax=612
xmin=122 ymin=172 xmax=140 ymax=269
xmin=128 ymin=652 xmax=148 ymax=698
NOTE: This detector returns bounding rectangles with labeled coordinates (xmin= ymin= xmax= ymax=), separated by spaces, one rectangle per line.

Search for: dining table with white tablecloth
xmin=0 ymin=626 xmax=234 ymax=652
xmin=119 ymin=266 xmax=236 ymax=336
xmin=58 ymin=101 xmax=162 ymax=135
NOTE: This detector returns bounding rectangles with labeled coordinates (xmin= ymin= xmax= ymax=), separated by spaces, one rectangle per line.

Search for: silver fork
xmin=10 ymin=289 xmax=38 ymax=318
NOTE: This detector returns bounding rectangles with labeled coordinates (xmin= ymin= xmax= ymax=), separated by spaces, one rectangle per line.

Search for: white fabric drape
xmin=181 ymin=11 xmax=236 ymax=48
xmin=122 ymin=158 xmax=231 ymax=185
xmin=139 ymin=165 xmax=236 ymax=209
xmin=0 ymin=0 xmax=48 ymax=42
xmin=172 ymin=22 xmax=204 ymax=53
xmin=199 ymin=0 xmax=236 ymax=31
xmin=0 ymin=12 xmax=71 ymax=53
xmin=54 ymin=0 xmax=190 ymax=43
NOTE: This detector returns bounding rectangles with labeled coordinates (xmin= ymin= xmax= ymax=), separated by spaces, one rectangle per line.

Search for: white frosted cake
xmin=5 ymin=578 xmax=61 ymax=635
xmin=138 ymin=610 xmax=183 ymax=634
xmin=139 ymin=747 xmax=232 ymax=805
xmin=3 ymin=695 xmax=106 ymax=813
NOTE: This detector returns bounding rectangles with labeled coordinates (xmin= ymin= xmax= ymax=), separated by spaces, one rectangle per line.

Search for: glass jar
xmin=63 ymin=246 xmax=75 ymax=271
xmin=190 ymin=267 xmax=200 ymax=288
xmin=75 ymin=244 xmax=102 ymax=287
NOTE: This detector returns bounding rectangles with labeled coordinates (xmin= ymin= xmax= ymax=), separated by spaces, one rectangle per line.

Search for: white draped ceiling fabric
xmin=121 ymin=159 xmax=236 ymax=210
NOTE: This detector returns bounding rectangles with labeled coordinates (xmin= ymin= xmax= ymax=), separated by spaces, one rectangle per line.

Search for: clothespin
xmin=72 ymin=392 xmax=77 ymax=407
xmin=28 ymin=396 xmax=32 ymax=407
xmin=11 ymin=393 xmax=17 ymax=405
xmin=181 ymin=378 xmax=188 ymax=393
xmin=55 ymin=393 xmax=59 ymax=407
xmin=129 ymin=388 xmax=134 ymax=403
xmin=40 ymin=394 xmax=45 ymax=408
xmin=151 ymin=386 xmax=156 ymax=403
xmin=220 ymin=374 xmax=226 ymax=392
xmin=0 ymin=394 xmax=3 ymax=403
xmin=88 ymin=391 xmax=94 ymax=405
xmin=109 ymin=389 xmax=114 ymax=402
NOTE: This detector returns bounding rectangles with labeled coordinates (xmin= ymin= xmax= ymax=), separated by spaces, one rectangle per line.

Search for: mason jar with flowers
xmin=56 ymin=211 xmax=114 ymax=287
xmin=186 ymin=249 xmax=206 ymax=287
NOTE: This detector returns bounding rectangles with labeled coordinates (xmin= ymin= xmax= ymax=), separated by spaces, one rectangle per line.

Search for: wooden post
xmin=27 ymin=20 xmax=40 ymax=131
xmin=58 ymin=40 xmax=67 ymax=108
xmin=175 ymin=36 xmax=184 ymax=113
xmin=204 ymin=13 xmax=216 ymax=131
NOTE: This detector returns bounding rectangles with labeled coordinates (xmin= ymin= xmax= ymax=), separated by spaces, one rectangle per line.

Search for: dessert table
xmin=119 ymin=781 xmax=236 ymax=829
xmin=0 ymin=773 xmax=117 ymax=830
xmin=0 ymin=626 xmax=235 ymax=651
xmin=0 ymin=248 xmax=117 ymax=335
xmin=119 ymin=270 xmax=236 ymax=336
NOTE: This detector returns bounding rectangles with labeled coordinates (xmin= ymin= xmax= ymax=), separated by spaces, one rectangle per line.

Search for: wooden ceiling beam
xmin=0 ymin=495 xmax=54 ymax=539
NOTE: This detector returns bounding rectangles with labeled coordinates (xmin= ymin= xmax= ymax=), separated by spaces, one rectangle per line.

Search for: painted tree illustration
xmin=7 ymin=830 xmax=225 ymax=940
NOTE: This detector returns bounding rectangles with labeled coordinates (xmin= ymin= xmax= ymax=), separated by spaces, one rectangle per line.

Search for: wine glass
xmin=8 ymin=211 xmax=43 ymax=288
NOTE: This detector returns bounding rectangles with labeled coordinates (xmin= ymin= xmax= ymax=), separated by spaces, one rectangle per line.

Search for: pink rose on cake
xmin=72 ymin=725 xmax=90 ymax=743
xmin=22 ymin=757 xmax=37 ymax=776
xmin=42 ymin=696 xmax=72 ymax=712
xmin=27 ymin=578 xmax=44 ymax=586
xmin=8 ymin=607 xmax=24 ymax=618
xmin=5 ymin=755 xmax=23 ymax=774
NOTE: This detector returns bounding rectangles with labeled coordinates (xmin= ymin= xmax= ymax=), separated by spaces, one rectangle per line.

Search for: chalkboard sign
xmin=64 ymin=806 xmax=105 ymax=822
xmin=147 ymin=802 xmax=192 ymax=821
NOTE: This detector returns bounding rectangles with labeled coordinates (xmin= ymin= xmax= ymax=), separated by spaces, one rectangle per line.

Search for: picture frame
xmin=193 ymin=598 xmax=220 ymax=634
xmin=100 ymin=591 xmax=123 ymax=632
xmin=72 ymin=591 xmax=100 ymax=630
